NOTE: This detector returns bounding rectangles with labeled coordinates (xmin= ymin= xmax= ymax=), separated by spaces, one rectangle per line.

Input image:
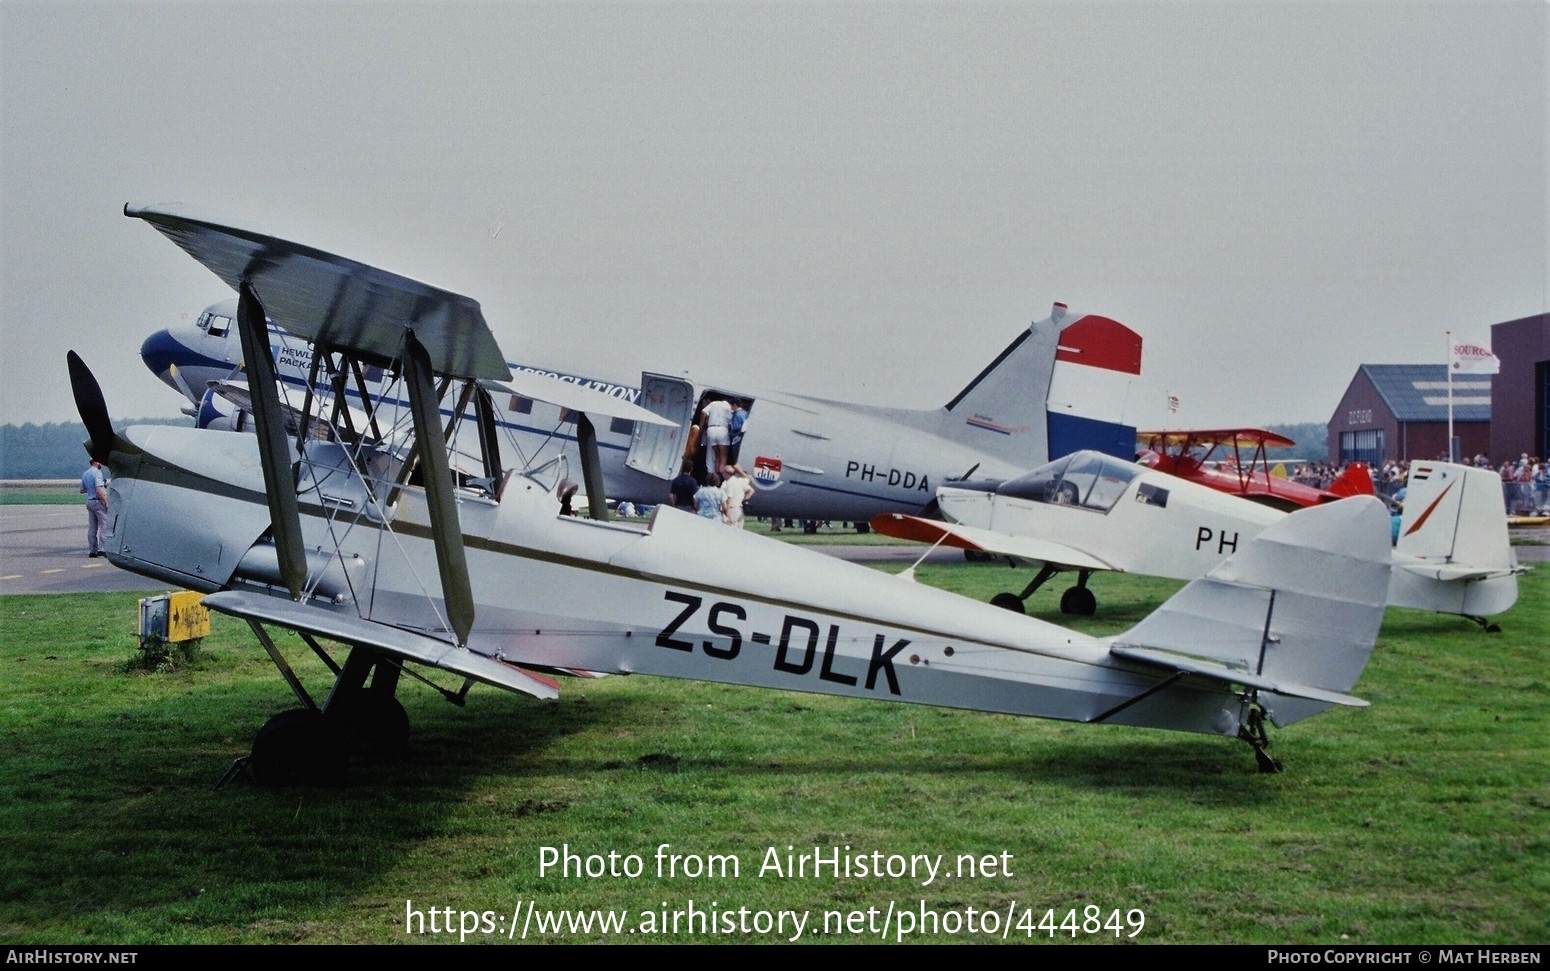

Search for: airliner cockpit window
xmin=206 ymin=314 xmax=231 ymax=337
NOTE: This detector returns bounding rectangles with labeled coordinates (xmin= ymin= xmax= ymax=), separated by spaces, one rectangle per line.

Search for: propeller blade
xmin=66 ymin=351 xmax=115 ymax=462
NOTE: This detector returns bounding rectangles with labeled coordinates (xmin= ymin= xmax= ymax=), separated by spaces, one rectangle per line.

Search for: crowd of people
xmin=1288 ymin=461 xmax=1363 ymax=494
xmin=1489 ymin=453 xmax=1549 ymax=515
xmin=665 ymin=395 xmax=759 ymax=527
xmin=1295 ymin=453 xmax=1549 ymax=516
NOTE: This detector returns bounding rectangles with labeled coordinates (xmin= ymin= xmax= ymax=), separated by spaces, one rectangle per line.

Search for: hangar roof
xmin=1360 ymin=364 xmax=1491 ymax=423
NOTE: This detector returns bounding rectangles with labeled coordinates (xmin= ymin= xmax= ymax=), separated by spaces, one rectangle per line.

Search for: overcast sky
xmin=2 ymin=1 xmax=1544 ymax=435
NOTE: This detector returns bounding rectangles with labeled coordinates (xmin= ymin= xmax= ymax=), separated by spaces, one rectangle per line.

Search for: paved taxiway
xmin=0 ymin=506 xmax=168 ymax=594
xmin=0 ymin=506 xmax=970 ymax=596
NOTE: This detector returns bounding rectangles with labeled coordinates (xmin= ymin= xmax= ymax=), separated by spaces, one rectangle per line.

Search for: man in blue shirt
xmin=80 ymin=459 xmax=108 ymax=557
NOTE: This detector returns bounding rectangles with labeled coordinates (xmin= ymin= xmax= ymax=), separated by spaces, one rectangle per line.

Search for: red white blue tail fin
xmin=939 ymin=303 xmax=1142 ymax=467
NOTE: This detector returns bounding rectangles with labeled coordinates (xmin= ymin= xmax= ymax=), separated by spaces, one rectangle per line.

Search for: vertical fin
xmin=938 ymin=304 xmax=1143 ymax=466
xmin=1110 ymin=498 xmax=1391 ymax=727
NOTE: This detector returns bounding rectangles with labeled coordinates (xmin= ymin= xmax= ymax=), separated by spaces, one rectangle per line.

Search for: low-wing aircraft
xmin=140 ymin=288 xmax=1144 ymax=526
xmin=872 ymin=450 xmax=1521 ymax=627
xmin=73 ymin=203 xmax=1399 ymax=781
xmin=1136 ymin=428 xmax=1373 ymax=510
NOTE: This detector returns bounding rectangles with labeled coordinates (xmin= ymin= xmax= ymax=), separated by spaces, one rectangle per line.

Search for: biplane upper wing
xmin=1137 ymin=427 xmax=1297 ymax=451
xmin=869 ymin=512 xmax=1117 ymax=572
xmin=125 ymin=204 xmax=511 ymax=381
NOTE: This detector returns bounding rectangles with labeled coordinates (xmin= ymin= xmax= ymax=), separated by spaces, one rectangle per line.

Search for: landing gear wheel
xmin=990 ymin=592 xmax=1026 ymax=614
xmin=853 ymin=522 xmax=870 ymax=535
xmin=1059 ymin=586 xmax=1096 ymax=616
xmin=338 ymin=692 xmax=410 ymax=762
xmin=249 ymin=709 xmax=347 ymax=786
xmin=963 ymin=550 xmax=994 ymax=563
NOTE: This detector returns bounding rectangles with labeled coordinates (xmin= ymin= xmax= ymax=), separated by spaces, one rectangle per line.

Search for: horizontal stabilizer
xmin=1395 ymin=561 xmax=1524 ymax=583
xmin=202 ymin=591 xmax=559 ymax=700
xmin=483 ymin=373 xmax=676 ymax=427
xmin=126 ymin=204 xmax=511 ymax=381
xmin=1110 ymin=646 xmax=1368 ymax=707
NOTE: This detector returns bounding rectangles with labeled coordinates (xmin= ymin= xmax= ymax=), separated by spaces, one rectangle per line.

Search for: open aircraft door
xmin=625 ymin=372 xmax=695 ymax=480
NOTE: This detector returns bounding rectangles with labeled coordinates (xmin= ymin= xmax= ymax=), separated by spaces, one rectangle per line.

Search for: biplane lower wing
xmin=202 ymin=590 xmax=561 ymax=700
xmin=869 ymin=512 xmax=1117 ymax=572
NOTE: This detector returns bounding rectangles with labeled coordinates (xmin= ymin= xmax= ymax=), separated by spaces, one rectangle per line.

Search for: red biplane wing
xmin=1137 ymin=427 xmax=1297 ymax=452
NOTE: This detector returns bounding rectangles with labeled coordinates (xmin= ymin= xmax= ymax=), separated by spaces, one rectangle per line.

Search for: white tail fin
xmin=1110 ymin=497 xmax=1391 ymax=729
xmin=1390 ymin=461 xmax=1520 ymax=617
xmin=938 ymin=303 xmax=1142 ymax=467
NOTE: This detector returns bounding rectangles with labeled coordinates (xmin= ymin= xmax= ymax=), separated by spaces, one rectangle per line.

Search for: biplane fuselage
xmin=101 ymin=418 xmax=1392 ymax=734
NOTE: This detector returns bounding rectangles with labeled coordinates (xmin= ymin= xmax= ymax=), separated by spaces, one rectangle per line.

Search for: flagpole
xmin=1446 ymin=329 xmax=1455 ymax=462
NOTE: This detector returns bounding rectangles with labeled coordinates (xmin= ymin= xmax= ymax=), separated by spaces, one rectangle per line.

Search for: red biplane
xmin=1136 ymin=428 xmax=1373 ymax=511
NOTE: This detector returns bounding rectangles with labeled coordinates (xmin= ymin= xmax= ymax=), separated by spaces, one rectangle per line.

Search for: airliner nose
xmin=140 ymin=328 xmax=187 ymax=384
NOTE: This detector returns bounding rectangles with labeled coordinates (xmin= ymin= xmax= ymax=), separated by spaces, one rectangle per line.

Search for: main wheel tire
xmin=337 ymin=692 xmax=410 ymax=762
xmin=989 ymin=592 xmax=1026 ymax=614
xmin=249 ymin=709 xmax=347 ymax=786
xmin=963 ymin=550 xmax=993 ymax=563
xmin=1059 ymin=586 xmax=1097 ymax=616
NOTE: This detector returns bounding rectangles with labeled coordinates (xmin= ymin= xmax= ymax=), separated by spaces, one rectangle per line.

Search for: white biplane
xmin=70 ymin=204 xmax=1397 ymax=780
xmin=873 ymin=450 xmax=1522 ymax=628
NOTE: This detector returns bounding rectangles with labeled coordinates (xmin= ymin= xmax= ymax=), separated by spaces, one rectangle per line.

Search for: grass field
xmin=0 ymin=485 xmax=78 ymax=505
xmin=0 ymin=566 xmax=1545 ymax=945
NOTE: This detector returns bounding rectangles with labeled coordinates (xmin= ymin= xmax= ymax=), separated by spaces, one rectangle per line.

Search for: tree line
xmin=0 ymin=420 xmax=184 ymax=479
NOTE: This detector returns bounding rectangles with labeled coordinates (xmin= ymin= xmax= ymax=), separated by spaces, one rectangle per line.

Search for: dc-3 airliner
xmin=73 ymin=203 xmax=1398 ymax=782
xmin=872 ymin=450 xmax=1522 ymax=626
xmin=140 ymin=288 xmax=1144 ymax=525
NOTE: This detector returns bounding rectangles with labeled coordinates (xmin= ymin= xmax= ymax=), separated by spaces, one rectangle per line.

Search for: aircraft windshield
xmin=996 ymin=452 xmax=1140 ymax=513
